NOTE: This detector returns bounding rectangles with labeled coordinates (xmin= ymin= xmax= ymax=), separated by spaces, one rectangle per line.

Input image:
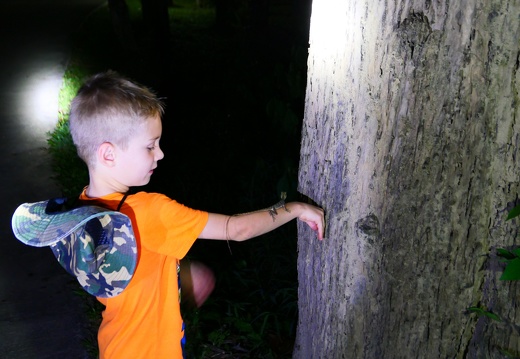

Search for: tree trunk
xmin=107 ymin=0 xmax=136 ymax=50
xmin=296 ymin=0 xmax=520 ymax=358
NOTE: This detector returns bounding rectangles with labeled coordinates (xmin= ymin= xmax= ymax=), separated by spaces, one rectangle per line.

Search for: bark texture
xmin=296 ymin=0 xmax=520 ymax=358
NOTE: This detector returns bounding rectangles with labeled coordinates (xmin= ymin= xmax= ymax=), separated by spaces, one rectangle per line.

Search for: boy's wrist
xmin=286 ymin=202 xmax=303 ymax=218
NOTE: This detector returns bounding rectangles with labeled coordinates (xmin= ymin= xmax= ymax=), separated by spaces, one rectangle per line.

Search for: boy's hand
xmin=180 ymin=260 xmax=215 ymax=308
xmin=295 ymin=203 xmax=325 ymax=240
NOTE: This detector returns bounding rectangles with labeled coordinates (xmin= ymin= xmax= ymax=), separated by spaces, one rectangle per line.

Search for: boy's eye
xmin=147 ymin=146 xmax=155 ymax=151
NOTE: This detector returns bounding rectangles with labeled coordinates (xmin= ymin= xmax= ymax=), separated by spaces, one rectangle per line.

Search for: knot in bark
xmin=397 ymin=11 xmax=432 ymax=63
xmin=356 ymin=213 xmax=380 ymax=237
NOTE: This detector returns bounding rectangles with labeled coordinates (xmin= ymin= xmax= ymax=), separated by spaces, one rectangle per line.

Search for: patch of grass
xmin=48 ymin=63 xmax=89 ymax=197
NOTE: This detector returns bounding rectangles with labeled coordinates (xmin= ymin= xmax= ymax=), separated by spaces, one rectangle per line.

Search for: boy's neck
xmin=86 ymin=175 xmax=129 ymax=198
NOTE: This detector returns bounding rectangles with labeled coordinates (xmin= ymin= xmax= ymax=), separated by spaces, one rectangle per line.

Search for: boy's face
xmin=113 ymin=115 xmax=164 ymax=188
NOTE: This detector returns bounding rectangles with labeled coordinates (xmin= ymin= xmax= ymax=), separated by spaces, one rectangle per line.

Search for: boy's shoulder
xmin=113 ymin=191 xmax=188 ymax=212
xmin=79 ymin=189 xmax=201 ymax=217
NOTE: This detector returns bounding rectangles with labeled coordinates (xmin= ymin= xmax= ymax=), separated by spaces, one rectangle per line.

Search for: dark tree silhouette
xmin=140 ymin=0 xmax=171 ymax=43
xmin=107 ymin=0 xmax=136 ymax=50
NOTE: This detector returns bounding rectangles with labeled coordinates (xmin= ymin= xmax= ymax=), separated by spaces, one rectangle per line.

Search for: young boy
xmin=68 ymin=71 xmax=324 ymax=358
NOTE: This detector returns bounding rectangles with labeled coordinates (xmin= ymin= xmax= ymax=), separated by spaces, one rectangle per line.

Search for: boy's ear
xmin=98 ymin=142 xmax=116 ymax=167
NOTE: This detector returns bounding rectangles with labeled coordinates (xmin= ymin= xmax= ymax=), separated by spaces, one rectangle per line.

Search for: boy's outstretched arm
xmin=199 ymin=202 xmax=325 ymax=241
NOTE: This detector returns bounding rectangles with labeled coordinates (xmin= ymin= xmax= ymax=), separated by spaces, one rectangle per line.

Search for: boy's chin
xmin=137 ymin=180 xmax=151 ymax=187
xmin=127 ymin=178 xmax=151 ymax=188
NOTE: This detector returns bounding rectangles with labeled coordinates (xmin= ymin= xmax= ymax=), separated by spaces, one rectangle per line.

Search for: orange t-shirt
xmin=79 ymin=190 xmax=209 ymax=359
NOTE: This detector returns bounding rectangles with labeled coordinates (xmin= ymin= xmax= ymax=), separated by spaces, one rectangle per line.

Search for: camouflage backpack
xmin=11 ymin=197 xmax=137 ymax=298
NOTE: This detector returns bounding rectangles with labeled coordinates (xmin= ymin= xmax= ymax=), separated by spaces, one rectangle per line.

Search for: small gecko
xmin=226 ymin=192 xmax=290 ymax=254
xmin=237 ymin=192 xmax=290 ymax=222
xmin=265 ymin=192 xmax=290 ymax=221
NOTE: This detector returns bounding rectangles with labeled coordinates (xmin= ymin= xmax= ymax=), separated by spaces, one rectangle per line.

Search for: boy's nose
xmin=156 ymin=146 xmax=165 ymax=161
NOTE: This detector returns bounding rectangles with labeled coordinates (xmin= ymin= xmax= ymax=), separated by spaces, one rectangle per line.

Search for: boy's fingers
xmin=313 ymin=208 xmax=325 ymax=240
xmin=316 ymin=220 xmax=324 ymax=240
xmin=304 ymin=219 xmax=324 ymax=240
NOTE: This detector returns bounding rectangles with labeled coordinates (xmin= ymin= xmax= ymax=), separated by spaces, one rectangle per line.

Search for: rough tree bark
xmin=296 ymin=0 xmax=520 ymax=358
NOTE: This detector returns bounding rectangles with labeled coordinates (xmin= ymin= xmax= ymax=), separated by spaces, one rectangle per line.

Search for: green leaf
xmin=484 ymin=311 xmax=502 ymax=322
xmin=500 ymin=258 xmax=520 ymax=280
xmin=507 ymin=205 xmax=520 ymax=220
xmin=497 ymin=248 xmax=516 ymax=260
xmin=467 ymin=307 xmax=502 ymax=322
xmin=233 ymin=319 xmax=254 ymax=334
xmin=468 ymin=306 xmax=484 ymax=315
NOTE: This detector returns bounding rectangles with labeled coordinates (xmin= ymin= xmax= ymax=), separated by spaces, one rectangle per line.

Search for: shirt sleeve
xmin=135 ymin=192 xmax=209 ymax=258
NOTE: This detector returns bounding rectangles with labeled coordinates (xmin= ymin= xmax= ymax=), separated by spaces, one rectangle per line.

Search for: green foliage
xmin=47 ymin=62 xmax=90 ymax=198
xmin=491 ymin=205 xmax=520 ymax=281
xmin=467 ymin=203 xmax=520 ymax=357
xmin=498 ymin=347 xmax=520 ymax=359
xmin=183 ymin=250 xmax=298 ymax=358
xmin=497 ymin=248 xmax=520 ymax=280
xmin=57 ymin=64 xmax=89 ymax=122
xmin=169 ymin=0 xmax=215 ymax=26
xmin=494 ymin=205 xmax=520 ymax=281
xmin=467 ymin=306 xmax=502 ymax=322
xmin=47 ymin=119 xmax=88 ymax=198
xmin=507 ymin=204 xmax=520 ymax=221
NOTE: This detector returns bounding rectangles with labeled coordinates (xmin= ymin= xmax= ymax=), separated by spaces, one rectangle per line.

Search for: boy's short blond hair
xmin=69 ymin=71 xmax=164 ymax=167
